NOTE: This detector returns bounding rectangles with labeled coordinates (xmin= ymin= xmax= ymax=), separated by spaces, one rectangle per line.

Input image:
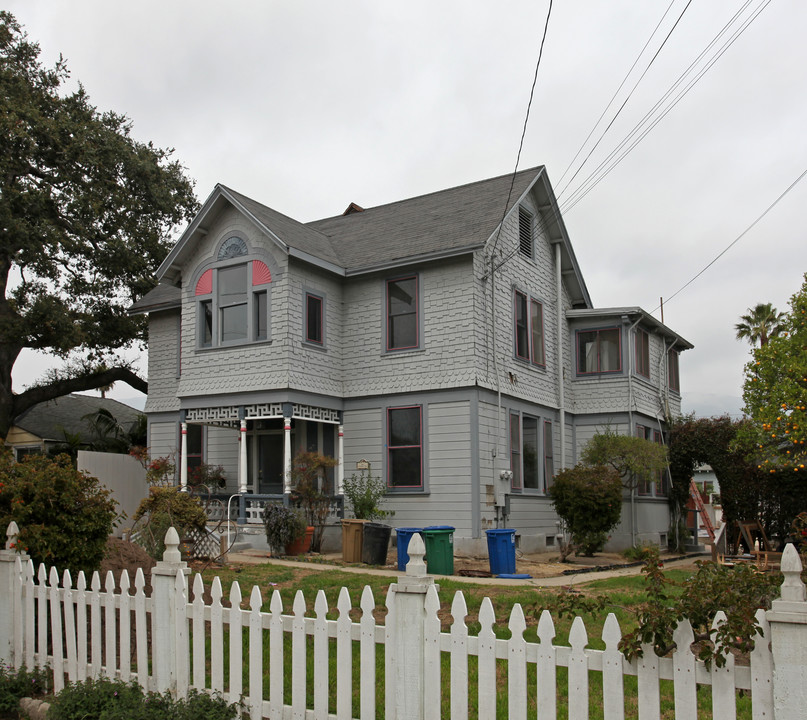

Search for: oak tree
xmin=0 ymin=12 xmax=197 ymax=437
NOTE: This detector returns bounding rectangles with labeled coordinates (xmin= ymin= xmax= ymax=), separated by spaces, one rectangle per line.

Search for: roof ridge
xmin=306 ymin=166 xmax=543 ymax=225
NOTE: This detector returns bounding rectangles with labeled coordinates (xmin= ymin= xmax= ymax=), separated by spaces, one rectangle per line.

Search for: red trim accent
xmin=252 ymin=260 xmax=272 ymax=286
xmin=195 ymin=269 xmax=212 ymax=296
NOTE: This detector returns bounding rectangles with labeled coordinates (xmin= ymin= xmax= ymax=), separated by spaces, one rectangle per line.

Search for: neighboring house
xmin=130 ymin=167 xmax=692 ymax=552
xmin=7 ymin=394 xmax=144 ymax=460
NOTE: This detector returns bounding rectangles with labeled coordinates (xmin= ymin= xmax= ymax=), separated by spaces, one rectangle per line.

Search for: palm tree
xmin=735 ymin=302 xmax=785 ymax=347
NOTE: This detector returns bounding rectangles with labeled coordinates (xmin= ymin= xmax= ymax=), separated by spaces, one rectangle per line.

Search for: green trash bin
xmin=422 ymin=526 xmax=454 ymax=575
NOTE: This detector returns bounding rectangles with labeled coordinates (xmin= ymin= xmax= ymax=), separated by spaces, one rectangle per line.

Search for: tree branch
xmin=13 ymin=366 xmax=147 ymax=419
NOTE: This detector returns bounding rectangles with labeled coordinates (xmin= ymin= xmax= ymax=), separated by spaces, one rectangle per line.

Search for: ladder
xmin=689 ymin=478 xmax=715 ymax=541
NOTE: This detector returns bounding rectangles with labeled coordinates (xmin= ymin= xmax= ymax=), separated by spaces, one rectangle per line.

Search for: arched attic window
xmin=195 ymin=238 xmax=272 ymax=347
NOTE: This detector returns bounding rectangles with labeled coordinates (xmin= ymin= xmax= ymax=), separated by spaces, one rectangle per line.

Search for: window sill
xmin=195 ymin=339 xmax=273 ymax=353
xmin=302 ymin=340 xmax=327 ymax=352
xmin=386 ymin=488 xmax=429 ymax=496
xmin=383 ymin=346 xmax=425 ymax=357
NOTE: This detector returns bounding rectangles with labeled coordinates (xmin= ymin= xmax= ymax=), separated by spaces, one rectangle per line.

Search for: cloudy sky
xmin=6 ymin=0 xmax=806 ymax=416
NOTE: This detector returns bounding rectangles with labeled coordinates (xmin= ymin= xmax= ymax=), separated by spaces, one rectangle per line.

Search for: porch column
xmin=238 ymin=419 xmax=248 ymax=494
xmin=337 ymin=424 xmax=345 ymax=494
xmin=179 ymin=422 xmax=188 ymax=491
xmin=283 ymin=411 xmax=293 ymax=494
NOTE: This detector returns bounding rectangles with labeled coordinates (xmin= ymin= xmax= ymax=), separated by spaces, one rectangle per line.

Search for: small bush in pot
xmin=262 ymin=504 xmax=306 ymax=555
xmin=342 ymin=469 xmax=393 ymax=521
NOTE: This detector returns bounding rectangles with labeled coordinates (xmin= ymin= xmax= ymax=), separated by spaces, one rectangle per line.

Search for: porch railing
xmin=203 ymin=493 xmax=344 ymax=525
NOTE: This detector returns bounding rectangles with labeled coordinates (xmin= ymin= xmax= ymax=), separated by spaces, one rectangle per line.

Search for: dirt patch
xmin=100 ymin=536 xmax=156 ymax=595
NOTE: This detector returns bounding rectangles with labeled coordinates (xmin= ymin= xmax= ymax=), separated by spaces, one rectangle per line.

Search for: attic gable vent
xmin=518 ymin=206 xmax=534 ymax=259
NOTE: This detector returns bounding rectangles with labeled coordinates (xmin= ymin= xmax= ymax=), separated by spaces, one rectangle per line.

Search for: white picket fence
xmin=1 ymin=522 xmax=806 ymax=720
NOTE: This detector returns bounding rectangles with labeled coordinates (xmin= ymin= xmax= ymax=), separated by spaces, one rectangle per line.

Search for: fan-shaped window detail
xmin=217 ymin=236 xmax=248 ymax=260
xmin=252 ymin=260 xmax=272 ymax=286
xmin=195 ymin=269 xmax=213 ymax=296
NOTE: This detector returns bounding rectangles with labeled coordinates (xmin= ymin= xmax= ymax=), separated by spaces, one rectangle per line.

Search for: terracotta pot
xmin=285 ymin=526 xmax=314 ymax=556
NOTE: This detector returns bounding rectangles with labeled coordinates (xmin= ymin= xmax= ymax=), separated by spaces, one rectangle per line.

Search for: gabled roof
xmin=13 ymin=394 xmax=144 ymax=443
xmin=146 ymin=167 xmax=592 ymax=307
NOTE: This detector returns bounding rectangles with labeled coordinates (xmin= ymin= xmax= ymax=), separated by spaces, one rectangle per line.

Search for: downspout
xmin=492 ymin=254 xmax=502 ymax=463
xmin=554 ymin=244 xmax=566 ymax=470
xmin=626 ymin=315 xmax=643 ymax=547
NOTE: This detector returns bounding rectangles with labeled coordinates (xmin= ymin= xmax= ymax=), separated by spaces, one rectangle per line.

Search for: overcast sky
xmin=6 ymin=0 xmax=806 ymax=417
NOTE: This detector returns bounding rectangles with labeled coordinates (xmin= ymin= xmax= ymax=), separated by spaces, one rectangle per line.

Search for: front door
xmin=254 ymin=433 xmax=284 ymax=494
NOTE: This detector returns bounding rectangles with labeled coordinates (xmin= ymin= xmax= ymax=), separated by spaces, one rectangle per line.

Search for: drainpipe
xmin=554 ymin=244 xmax=566 ymax=470
xmin=626 ymin=315 xmax=642 ymax=547
xmin=492 ymin=254 xmax=502 ymax=463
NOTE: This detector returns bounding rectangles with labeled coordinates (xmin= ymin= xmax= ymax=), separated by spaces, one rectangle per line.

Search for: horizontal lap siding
xmin=506 ymin=495 xmax=559 ymax=538
xmin=422 ymin=402 xmax=472 ymax=533
xmin=149 ymin=422 xmax=177 ymax=460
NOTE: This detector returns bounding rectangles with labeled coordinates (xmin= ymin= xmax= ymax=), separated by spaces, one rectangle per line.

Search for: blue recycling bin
xmin=395 ymin=527 xmax=422 ymax=571
xmin=486 ymin=529 xmax=516 ymax=575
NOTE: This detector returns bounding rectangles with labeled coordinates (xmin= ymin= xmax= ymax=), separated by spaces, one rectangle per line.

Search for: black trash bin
xmin=362 ymin=522 xmax=392 ymax=565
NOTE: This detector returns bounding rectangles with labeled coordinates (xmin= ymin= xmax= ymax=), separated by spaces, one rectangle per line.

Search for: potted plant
xmin=262 ymin=504 xmax=308 ymax=556
xmin=289 ymin=451 xmax=338 ymax=553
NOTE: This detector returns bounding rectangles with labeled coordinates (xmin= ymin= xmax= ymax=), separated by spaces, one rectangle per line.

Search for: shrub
xmin=549 ymin=464 xmax=622 ymax=556
xmin=0 ymin=663 xmax=50 ymax=716
xmin=0 ymin=450 xmax=118 ymax=573
xmin=262 ymin=504 xmax=306 ymax=555
xmin=131 ymin=486 xmax=207 ymax=560
xmin=289 ymin=451 xmax=338 ymax=552
xmin=619 ymin=547 xmax=781 ymax=667
xmin=342 ymin=469 xmax=393 ymax=521
xmin=47 ymin=677 xmax=239 ymax=720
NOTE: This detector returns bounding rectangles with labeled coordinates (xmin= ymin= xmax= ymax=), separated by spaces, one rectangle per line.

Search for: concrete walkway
xmin=224 ymin=549 xmax=703 ymax=587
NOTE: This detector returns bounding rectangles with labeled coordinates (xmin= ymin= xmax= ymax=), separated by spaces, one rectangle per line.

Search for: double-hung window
xmin=387 ymin=406 xmax=422 ymax=489
xmin=513 ymin=291 xmax=546 ymax=366
xmin=635 ymin=425 xmax=653 ymax=495
xmin=636 ymin=328 xmax=650 ymax=377
xmin=577 ymin=327 xmax=621 ymax=374
xmin=386 ymin=276 xmax=419 ymax=351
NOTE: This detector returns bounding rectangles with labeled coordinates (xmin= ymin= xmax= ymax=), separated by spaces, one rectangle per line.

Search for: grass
xmin=187 ymin=559 xmax=759 ymax=719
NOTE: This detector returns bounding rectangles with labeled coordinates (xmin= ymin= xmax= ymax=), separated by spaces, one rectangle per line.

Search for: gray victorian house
xmin=130 ymin=167 xmax=692 ymax=552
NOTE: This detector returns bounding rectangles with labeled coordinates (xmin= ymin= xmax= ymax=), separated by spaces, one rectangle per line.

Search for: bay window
xmin=195 ymin=245 xmax=272 ymax=348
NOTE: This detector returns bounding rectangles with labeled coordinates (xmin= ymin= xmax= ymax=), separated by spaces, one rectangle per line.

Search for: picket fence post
xmin=0 ymin=522 xmax=28 ymax=666
xmin=386 ymin=533 xmax=437 ymax=720
xmin=767 ymin=543 xmax=807 ymax=720
xmin=151 ymin=526 xmax=190 ymax=695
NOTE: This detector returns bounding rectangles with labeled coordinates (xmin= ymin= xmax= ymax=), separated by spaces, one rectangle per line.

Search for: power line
xmin=556 ymin=0 xmax=691 ymax=199
xmin=654 ymin=165 xmax=807 ymax=313
xmin=561 ymin=0 xmax=768 ymax=214
xmin=489 ymin=0 xmax=553 ymax=259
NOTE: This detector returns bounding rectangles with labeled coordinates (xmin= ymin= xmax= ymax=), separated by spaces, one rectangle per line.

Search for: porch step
xmin=216 ymin=524 xmax=270 ymax=554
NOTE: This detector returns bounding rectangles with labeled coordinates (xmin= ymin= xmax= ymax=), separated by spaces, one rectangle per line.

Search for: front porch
xmin=176 ymin=400 xmax=344 ymax=496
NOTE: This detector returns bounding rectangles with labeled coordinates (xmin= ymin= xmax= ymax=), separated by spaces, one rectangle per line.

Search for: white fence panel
xmin=1 ymin=524 xmax=803 ymax=720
